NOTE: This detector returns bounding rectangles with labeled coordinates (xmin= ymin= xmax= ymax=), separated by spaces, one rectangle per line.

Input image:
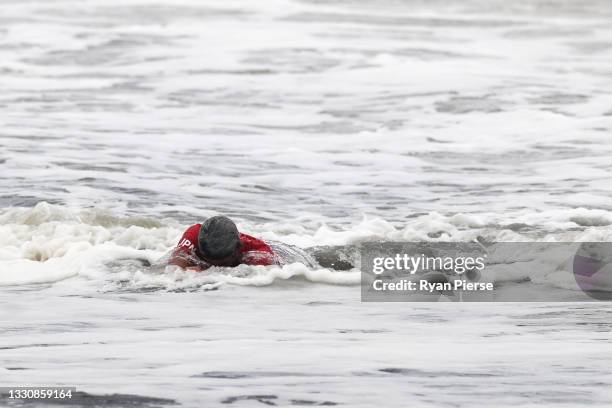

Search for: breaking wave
xmin=1 ymin=202 xmax=612 ymax=290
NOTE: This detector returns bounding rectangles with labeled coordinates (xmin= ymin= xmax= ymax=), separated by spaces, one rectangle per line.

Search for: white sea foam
xmin=2 ymin=203 xmax=612 ymax=288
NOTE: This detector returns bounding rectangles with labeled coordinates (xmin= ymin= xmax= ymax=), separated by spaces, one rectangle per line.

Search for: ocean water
xmin=1 ymin=0 xmax=612 ymax=406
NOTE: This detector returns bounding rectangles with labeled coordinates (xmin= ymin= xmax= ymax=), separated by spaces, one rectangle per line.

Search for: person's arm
xmin=242 ymin=251 xmax=277 ymax=266
xmin=168 ymin=224 xmax=209 ymax=271
xmin=168 ymin=247 xmax=211 ymax=272
xmin=168 ymin=248 xmax=199 ymax=269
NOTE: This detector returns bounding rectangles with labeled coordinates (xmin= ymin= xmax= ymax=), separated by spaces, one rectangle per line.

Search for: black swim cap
xmin=198 ymin=216 xmax=241 ymax=261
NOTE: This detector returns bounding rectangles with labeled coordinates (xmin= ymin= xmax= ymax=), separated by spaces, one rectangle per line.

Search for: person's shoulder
xmin=182 ymin=223 xmax=202 ymax=240
xmin=239 ymin=232 xmax=268 ymax=249
xmin=186 ymin=223 xmax=201 ymax=232
xmin=238 ymin=233 xmax=276 ymax=264
xmin=239 ymin=232 xmax=257 ymax=244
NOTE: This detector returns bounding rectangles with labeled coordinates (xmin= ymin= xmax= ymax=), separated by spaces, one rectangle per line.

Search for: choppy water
xmin=1 ymin=0 xmax=612 ymax=406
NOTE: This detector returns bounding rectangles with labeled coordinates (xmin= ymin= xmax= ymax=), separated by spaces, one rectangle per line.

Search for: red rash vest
xmin=169 ymin=224 xmax=277 ymax=270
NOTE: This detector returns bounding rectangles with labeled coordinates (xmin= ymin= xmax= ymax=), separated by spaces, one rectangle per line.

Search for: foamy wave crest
xmin=251 ymin=213 xmax=483 ymax=247
xmin=0 ymin=201 xmax=169 ymax=228
xmin=0 ymin=202 xmax=179 ymax=286
xmin=104 ymin=263 xmax=360 ymax=293
xmin=3 ymin=202 xmax=612 ymax=288
xmin=251 ymin=210 xmax=612 ymax=247
xmin=0 ymin=202 xmax=361 ymax=288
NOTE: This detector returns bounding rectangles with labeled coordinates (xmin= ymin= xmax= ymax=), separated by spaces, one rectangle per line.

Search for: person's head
xmin=197 ymin=216 xmax=241 ymax=266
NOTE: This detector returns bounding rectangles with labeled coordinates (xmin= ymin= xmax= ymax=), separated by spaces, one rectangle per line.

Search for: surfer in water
xmin=168 ymin=215 xmax=278 ymax=272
